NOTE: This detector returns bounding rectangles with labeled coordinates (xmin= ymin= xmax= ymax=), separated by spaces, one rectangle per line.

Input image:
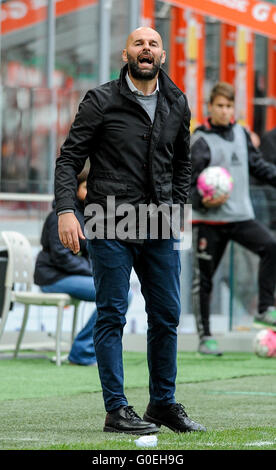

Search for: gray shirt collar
xmin=126 ymin=72 xmax=159 ymax=96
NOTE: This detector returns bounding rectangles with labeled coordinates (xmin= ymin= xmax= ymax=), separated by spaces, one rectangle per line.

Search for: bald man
xmin=55 ymin=27 xmax=206 ymax=435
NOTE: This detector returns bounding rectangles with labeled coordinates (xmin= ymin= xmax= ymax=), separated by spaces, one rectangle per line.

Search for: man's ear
xmin=122 ymin=49 xmax=128 ymax=63
xmin=161 ymin=50 xmax=166 ymax=65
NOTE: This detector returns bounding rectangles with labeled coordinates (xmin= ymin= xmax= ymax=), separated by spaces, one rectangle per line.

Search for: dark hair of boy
xmin=209 ymin=82 xmax=235 ymax=104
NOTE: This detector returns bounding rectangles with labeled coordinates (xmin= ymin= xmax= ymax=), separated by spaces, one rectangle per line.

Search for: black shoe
xmin=143 ymin=402 xmax=206 ymax=433
xmin=103 ymin=405 xmax=160 ymax=435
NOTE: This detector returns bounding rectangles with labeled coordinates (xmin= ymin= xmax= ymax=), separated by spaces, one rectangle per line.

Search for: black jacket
xmin=190 ymin=119 xmax=276 ymax=211
xmin=34 ymin=199 xmax=92 ymax=286
xmin=260 ymin=127 xmax=276 ymax=164
xmin=55 ymin=65 xmax=191 ymax=233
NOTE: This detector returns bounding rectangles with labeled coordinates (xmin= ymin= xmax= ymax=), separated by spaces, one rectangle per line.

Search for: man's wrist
xmin=57 ymin=209 xmax=75 ymax=216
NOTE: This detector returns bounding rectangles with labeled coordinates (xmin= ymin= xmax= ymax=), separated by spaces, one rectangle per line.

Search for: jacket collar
xmin=119 ymin=64 xmax=182 ymax=104
xmin=125 ymin=71 xmax=159 ymax=96
xmin=197 ymin=117 xmax=236 ymax=133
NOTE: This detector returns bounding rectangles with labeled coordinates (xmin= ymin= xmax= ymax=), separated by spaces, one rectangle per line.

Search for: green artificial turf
xmin=0 ymin=352 xmax=275 ymax=401
xmin=0 ymin=352 xmax=275 ymax=451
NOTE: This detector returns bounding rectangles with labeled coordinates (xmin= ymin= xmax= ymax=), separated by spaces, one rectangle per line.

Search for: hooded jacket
xmin=34 ymin=199 xmax=92 ymax=286
xmin=54 ymin=65 xmax=191 ymax=239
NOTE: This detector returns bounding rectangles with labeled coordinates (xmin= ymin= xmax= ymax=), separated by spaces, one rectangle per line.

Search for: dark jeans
xmin=192 ymin=219 xmax=276 ymax=338
xmin=42 ymin=275 xmax=133 ymax=366
xmin=88 ymin=237 xmax=181 ymax=412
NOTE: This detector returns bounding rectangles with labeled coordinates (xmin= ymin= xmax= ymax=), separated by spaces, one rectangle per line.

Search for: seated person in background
xmin=34 ymin=169 xmax=133 ymax=365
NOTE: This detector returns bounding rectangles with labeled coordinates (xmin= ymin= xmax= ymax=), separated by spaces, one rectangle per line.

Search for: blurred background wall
xmin=1 ymin=0 xmax=276 ymax=334
xmin=1 ymin=0 xmax=276 ymax=198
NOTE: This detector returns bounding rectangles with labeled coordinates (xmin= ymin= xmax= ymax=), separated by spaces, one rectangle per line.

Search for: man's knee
xmin=197 ymin=274 xmax=213 ymax=296
xmin=148 ymin=305 xmax=180 ymax=330
xmin=97 ymin=302 xmax=128 ymax=326
xmin=262 ymin=238 xmax=276 ymax=257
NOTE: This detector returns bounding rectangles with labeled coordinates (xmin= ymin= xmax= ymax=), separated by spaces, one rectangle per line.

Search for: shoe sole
xmin=103 ymin=425 xmax=159 ymax=435
xmin=196 ymin=352 xmax=220 ymax=360
xmin=253 ymin=321 xmax=276 ymax=331
xmin=198 ymin=351 xmax=223 ymax=356
xmin=143 ymin=412 xmax=189 ymax=433
xmin=143 ymin=413 xmax=206 ymax=433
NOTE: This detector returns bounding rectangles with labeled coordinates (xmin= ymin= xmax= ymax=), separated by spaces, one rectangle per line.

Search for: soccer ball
xmin=253 ymin=329 xmax=276 ymax=358
xmin=197 ymin=166 xmax=233 ymax=200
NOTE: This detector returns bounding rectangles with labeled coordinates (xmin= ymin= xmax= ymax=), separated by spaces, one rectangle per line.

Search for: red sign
xmin=141 ymin=0 xmax=155 ymax=28
xmin=166 ymin=0 xmax=276 ymax=39
xmin=1 ymin=0 xmax=97 ymax=35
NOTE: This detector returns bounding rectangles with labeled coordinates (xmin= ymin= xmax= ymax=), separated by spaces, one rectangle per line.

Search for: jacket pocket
xmin=91 ymin=180 xmax=128 ymax=196
xmin=156 ymin=182 xmax=172 ymax=203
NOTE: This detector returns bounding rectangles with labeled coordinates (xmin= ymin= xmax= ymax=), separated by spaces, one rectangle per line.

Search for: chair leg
xmin=71 ymin=302 xmax=80 ymax=346
xmin=0 ymin=289 xmax=12 ymax=342
xmin=55 ymin=303 xmax=65 ymax=366
xmin=14 ymin=304 xmax=30 ymax=358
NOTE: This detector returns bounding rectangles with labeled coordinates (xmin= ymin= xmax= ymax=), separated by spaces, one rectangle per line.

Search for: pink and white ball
xmin=197 ymin=166 xmax=233 ymax=200
xmin=254 ymin=329 xmax=276 ymax=358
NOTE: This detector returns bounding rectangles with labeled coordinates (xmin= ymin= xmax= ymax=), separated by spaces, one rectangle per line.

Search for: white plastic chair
xmin=0 ymin=231 xmax=80 ymax=366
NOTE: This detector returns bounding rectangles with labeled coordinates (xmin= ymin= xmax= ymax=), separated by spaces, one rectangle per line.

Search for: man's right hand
xmin=202 ymin=194 xmax=229 ymax=208
xmin=58 ymin=212 xmax=85 ymax=254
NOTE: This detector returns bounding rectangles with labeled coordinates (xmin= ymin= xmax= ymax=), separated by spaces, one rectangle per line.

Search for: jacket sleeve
xmin=246 ymin=128 xmax=276 ymax=186
xmin=47 ymin=213 xmax=92 ymax=276
xmin=259 ymin=129 xmax=276 ymax=164
xmin=172 ymin=95 xmax=192 ymax=205
xmin=190 ymin=134 xmax=211 ymax=211
xmin=54 ymin=90 xmax=103 ymax=214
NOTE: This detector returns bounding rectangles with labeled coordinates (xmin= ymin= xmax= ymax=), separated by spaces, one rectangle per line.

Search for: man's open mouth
xmin=138 ymin=56 xmax=154 ymax=64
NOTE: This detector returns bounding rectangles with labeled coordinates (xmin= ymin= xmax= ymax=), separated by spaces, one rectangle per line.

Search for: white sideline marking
xmin=245 ymin=440 xmax=276 ymax=447
xmin=206 ymin=391 xmax=276 ymax=397
xmin=0 ymin=437 xmax=42 ymax=441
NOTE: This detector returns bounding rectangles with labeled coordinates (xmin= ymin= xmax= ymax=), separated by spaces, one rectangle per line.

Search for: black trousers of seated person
xmin=192 ymin=219 xmax=276 ymax=338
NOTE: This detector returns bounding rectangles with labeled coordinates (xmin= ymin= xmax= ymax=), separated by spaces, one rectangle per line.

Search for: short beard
xmin=127 ymin=53 xmax=161 ymax=81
